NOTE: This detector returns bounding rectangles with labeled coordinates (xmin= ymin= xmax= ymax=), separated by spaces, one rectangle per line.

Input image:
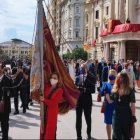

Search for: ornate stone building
xmin=0 ymin=39 xmax=32 ymax=59
xmin=84 ymin=0 xmax=140 ymax=62
xmin=47 ymin=0 xmax=85 ymax=56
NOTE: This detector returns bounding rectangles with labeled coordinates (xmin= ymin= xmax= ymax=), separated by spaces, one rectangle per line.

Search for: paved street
xmin=1 ymin=88 xmax=139 ymax=139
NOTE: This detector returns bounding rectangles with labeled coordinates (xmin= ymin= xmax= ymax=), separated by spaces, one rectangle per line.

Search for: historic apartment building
xmin=84 ymin=0 xmax=140 ymax=62
xmin=0 ymin=39 xmax=32 ymax=59
xmin=47 ymin=0 xmax=85 ymax=55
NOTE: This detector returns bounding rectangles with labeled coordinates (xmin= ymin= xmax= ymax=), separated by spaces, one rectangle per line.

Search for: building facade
xmin=84 ymin=0 xmax=140 ymax=62
xmin=0 ymin=39 xmax=32 ymax=59
xmin=47 ymin=0 xmax=85 ymax=56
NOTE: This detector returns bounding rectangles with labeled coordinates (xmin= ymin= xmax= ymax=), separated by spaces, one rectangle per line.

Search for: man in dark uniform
xmin=76 ymin=66 xmax=96 ymax=140
xmin=12 ymin=67 xmax=23 ymax=115
xmin=0 ymin=63 xmax=13 ymax=139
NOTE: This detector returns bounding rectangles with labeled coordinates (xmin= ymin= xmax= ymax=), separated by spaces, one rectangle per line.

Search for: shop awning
xmin=112 ymin=23 xmax=140 ymax=34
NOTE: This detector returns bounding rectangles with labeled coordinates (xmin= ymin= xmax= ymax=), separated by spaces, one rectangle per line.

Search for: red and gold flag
xmin=43 ymin=13 xmax=80 ymax=114
xmin=30 ymin=2 xmax=80 ymax=114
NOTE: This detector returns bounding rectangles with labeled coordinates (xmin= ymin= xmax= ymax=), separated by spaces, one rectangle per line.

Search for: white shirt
xmin=0 ymin=74 xmax=4 ymax=82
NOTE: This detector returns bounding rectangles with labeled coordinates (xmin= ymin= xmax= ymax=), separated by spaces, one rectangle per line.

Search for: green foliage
xmin=63 ymin=52 xmax=73 ymax=59
xmin=63 ymin=48 xmax=87 ymax=60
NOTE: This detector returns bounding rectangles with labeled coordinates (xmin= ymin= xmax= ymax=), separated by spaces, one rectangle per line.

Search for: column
xmin=115 ymin=0 xmax=119 ymax=19
xmin=125 ymin=0 xmax=129 ymax=20
xmin=100 ymin=1 xmax=104 ymax=30
xmin=117 ymin=42 xmax=120 ymax=61
xmin=104 ymin=43 xmax=110 ymax=61
xmin=103 ymin=44 xmax=107 ymax=59
xmin=119 ymin=41 xmax=126 ymax=61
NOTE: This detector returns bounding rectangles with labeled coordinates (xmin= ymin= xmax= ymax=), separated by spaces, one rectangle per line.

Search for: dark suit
xmin=13 ymin=72 xmax=23 ymax=113
xmin=117 ymin=64 xmax=123 ymax=73
xmin=97 ymin=62 xmax=106 ymax=86
xmin=0 ymin=75 xmax=13 ymax=139
xmin=76 ymin=68 xmax=96 ymax=139
xmin=102 ymin=66 xmax=109 ymax=82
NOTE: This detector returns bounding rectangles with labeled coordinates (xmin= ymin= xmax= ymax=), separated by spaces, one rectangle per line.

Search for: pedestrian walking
xmin=0 ymin=63 xmax=13 ymax=139
xmin=111 ymin=72 xmax=137 ymax=140
xmin=100 ymin=69 xmax=117 ymax=139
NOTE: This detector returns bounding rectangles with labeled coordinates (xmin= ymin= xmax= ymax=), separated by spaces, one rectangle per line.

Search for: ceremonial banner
xmin=43 ymin=12 xmax=80 ymax=114
xmin=30 ymin=1 xmax=80 ymax=114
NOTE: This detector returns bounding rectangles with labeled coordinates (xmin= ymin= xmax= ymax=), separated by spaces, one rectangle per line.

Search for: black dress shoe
xmin=77 ymin=137 xmax=82 ymax=140
xmin=30 ymin=102 xmax=33 ymax=106
xmin=20 ymin=104 xmax=23 ymax=108
xmin=23 ymin=109 xmax=26 ymax=113
xmin=13 ymin=111 xmax=19 ymax=115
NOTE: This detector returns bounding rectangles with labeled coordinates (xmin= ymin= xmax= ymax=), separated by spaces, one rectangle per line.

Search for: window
xmin=76 ymin=18 xmax=80 ymax=27
xmin=5 ymin=50 xmax=8 ymax=53
xmin=75 ymin=31 xmax=79 ymax=38
xmin=95 ymin=10 xmax=99 ymax=19
xmin=106 ymin=6 xmax=109 ymax=15
xmin=110 ymin=48 xmax=115 ymax=60
xmin=21 ymin=51 xmax=24 ymax=54
xmin=76 ymin=6 xmax=80 ymax=13
xmin=69 ymin=6 xmax=71 ymax=14
xmin=76 ymin=45 xmax=79 ymax=48
xmin=95 ymin=27 xmax=99 ymax=39
xmin=86 ymin=14 xmax=88 ymax=23
xmin=68 ymin=30 xmax=71 ymax=38
xmin=69 ymin=19 xmax=71 ymax=27
xmin=86 ymin=28 xmax=88 ymax=41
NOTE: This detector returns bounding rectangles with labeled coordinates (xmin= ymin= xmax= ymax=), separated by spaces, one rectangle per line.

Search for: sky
xmin=0 ymin=0 xmax=47 ymax=44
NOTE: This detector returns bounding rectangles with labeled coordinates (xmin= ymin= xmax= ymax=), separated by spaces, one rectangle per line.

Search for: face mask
xmin=117 ymin=78 xmax=123 ymax=85
xmin=109 ymin=75 xmax=116 ymax=81
xmin=50 ymin=79 xmax=58 ymax=85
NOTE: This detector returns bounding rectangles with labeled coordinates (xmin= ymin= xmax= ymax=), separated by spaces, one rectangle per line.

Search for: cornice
xmin=102 ymin=32 xmax=140 ymax=43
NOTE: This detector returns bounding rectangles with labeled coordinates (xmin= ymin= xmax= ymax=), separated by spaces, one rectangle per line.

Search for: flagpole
xmin=37 ymin=0 xmax=45 ymax=134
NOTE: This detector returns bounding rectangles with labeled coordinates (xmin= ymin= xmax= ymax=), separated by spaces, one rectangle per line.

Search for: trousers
xmin=76 ymin=92 xmax=92 ymax=138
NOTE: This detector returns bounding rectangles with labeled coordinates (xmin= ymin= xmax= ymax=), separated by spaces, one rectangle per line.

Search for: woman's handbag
xmin=97 ymin=94 xmax=102 ymax=102
xmin=0 ymin=100 xmax=5 ymax=113
xmin=101 ymin=101 xmax=106 ymax=113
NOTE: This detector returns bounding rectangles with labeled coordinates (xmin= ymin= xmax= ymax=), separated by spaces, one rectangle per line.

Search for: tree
xmin=72 ymin=48 xmax=87 ymax=60
xmin=63 ymin=48 xmax=88 ymax=60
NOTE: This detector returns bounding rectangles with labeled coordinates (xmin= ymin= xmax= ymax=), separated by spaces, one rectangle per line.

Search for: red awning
xmin=112 ymin=23 xmax=140 ymax=34
xmin=108 ymin=20 xmax=122 ymax=33
xmin=100 ymin=28 xmax=108 ymax=37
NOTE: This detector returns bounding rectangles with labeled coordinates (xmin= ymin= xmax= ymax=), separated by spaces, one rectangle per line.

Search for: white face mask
xmin=50 ymin=79 xmax=58 ymax=86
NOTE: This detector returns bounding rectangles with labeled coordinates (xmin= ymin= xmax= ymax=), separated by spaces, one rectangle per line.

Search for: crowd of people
xmin=0 ymin=57 xmax=140 ymax=139
xmin=0 ymin=58 xmax=32 ymax=139
xmin=63 ymin=58 xmax=139 ymax=140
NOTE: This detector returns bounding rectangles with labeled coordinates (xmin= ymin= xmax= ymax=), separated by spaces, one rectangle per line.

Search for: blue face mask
xmin=109 ymin=75 xmax=116 ymax=81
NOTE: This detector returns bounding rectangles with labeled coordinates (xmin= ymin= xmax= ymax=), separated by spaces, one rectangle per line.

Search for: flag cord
xmin=43 ymin=0 xmax=73 ymax=53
